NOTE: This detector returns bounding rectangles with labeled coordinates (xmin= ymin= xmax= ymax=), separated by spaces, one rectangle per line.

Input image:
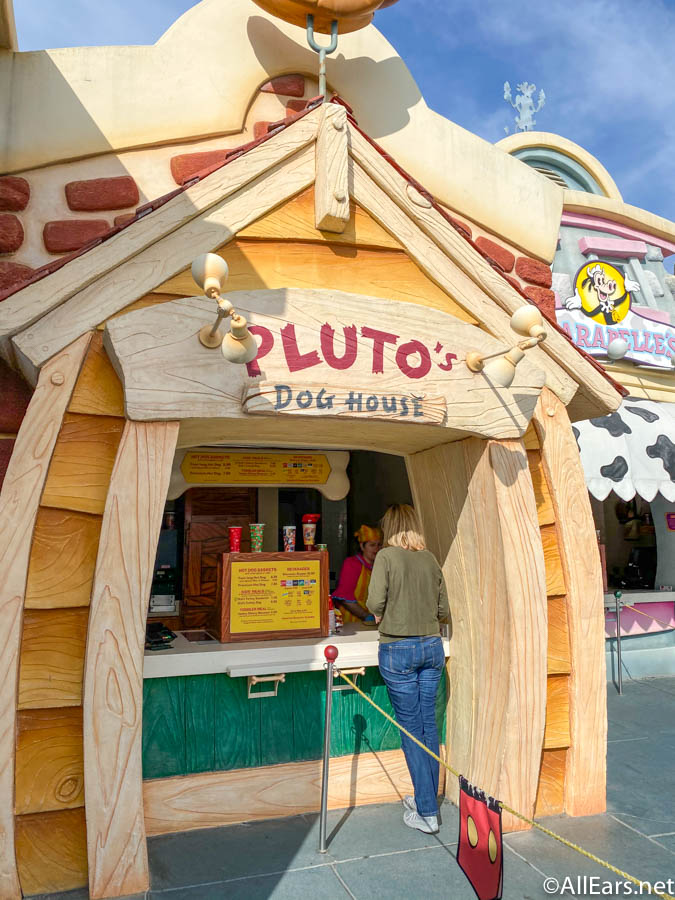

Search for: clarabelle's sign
xmin=105 ymin=288 xmax=547 ymax=440
xmin=556 ymin=261 xmax=675 ymax=369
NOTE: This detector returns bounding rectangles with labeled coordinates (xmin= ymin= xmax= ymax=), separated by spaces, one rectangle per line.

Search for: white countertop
xmin=143 ymin=625 xmax=452 ymax=679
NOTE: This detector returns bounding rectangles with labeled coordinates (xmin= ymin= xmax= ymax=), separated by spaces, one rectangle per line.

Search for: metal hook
xmin=306 ymin=14 xmax=338 ymax=100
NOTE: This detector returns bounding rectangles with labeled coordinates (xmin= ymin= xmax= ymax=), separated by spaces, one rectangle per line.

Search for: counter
xmin=143 ymin=624 xmax=452 ymax=679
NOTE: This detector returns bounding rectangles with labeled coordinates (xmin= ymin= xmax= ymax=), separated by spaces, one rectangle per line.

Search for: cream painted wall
xmin=7 ymin=84 xmax=312 ymax=268
xmin=0 ymin=0 xmax=562 ymax=261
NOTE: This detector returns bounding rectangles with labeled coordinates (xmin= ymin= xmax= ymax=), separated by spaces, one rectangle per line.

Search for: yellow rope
xmin=335 ymin=669 xmax=675 ymax=900
xmin=622 ymin=604 xmax=675 ymax=632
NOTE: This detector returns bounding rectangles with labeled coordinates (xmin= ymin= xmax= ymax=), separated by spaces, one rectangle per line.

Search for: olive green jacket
xmin=366 ymin=546 xmax=450 ymax=639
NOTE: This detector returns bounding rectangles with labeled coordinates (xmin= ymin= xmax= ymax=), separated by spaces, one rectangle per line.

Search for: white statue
xmin=504 ymin=81 xmax=546 ymax=132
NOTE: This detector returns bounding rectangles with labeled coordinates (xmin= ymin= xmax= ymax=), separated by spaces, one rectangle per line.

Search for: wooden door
xmin=183 ymin=488 xmax=257 ymax=627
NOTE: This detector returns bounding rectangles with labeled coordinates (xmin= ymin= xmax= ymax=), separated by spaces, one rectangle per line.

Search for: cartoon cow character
xmin=564 ymin=261 xmax=641 ymax=325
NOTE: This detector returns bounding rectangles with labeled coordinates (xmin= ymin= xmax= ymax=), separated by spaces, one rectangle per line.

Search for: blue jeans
xmin=378 ymin=636 xmax=445 ymax=818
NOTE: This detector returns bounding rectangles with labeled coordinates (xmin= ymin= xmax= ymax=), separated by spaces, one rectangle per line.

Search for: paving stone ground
xmin=37 ymin=676 xmax=675 ymax=899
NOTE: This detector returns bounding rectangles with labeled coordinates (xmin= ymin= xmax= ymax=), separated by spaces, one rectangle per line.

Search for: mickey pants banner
xmin=457 ymin=776 xmax=504 ymax=900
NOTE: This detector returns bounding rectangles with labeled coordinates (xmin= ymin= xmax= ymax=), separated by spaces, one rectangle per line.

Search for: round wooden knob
xmin=324 ymin=645 xmax=339 ymax=661
xmin=251 ymin=0 xmax=400 ymax=34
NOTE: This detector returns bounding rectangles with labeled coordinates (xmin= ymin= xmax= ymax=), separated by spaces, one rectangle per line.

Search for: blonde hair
xmin=380 ymin=504 xmax=426 ymax=551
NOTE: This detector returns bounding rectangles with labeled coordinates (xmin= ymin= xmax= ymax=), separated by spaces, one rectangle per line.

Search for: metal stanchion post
xmin=615 ymin=590 xmax=623 ymax=695
xmin=319 ymin=645 xmax=338 ymax=853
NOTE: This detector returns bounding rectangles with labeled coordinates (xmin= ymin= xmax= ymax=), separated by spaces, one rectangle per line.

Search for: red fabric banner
xmin=457 ymin=776 xmax=504 ymax=900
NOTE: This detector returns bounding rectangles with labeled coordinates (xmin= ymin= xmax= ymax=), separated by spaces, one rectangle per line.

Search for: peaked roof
xmin=0 ymin=97 xmax=624 ymax=421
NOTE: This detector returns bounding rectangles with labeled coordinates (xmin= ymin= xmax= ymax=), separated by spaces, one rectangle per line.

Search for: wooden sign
xmin=105 ymin=288 xmax=546 ymax=442
xmin=242 ymin=382 xmax=447 ymax=424
xmin=209 ymin=551 xmax=329 ymax=642
xmin=181 ymin=450 xmax=332 ymax=485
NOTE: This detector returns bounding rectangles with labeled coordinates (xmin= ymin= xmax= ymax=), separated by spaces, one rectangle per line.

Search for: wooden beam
xmin=83 ymin=420 xmax=178 ymax=899
xmin=12 ymin=144 xmax=317 ymax=383
xmin=315 ymin=103 xmax=350 ymax=232
xmin=349 ymin=125 xmax=622 ymax=419
xmin=407 ymin=436 xmax=547 ymax=832
xmin=533 ymin=388 xmax=607 ymax=816
xmin=488 ymin=440 xmax=548 ymax=827
xmin=143 ymin=748 xmax=416 ymax=837
xmin=349 ymin=158 xmax=577 ymax=407
xmin=0 ymin=108 xmax=320 ymax=365
xmin=0 ymin=333 xmax=90 ymax=900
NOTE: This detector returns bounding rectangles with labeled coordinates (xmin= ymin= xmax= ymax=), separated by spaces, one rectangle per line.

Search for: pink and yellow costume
xmin=332 ymin=525 xmax=382 ymax=623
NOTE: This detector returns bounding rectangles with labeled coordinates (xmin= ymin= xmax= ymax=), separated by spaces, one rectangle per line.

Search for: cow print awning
xmin=574 ymin=399 xmax=675 ymax=502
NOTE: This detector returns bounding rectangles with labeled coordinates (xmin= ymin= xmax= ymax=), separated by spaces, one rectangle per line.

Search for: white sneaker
xmin=402 ymin=795 xmax=416 ymax=812
xmin=403 ymin=808 xmax=439 ymax=834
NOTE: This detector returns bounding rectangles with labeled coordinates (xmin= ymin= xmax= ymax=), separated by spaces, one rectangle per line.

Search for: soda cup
xmin=228 ymin=526 xmax=242 ymax=552
xmin=282 ymin=525 xmax=296 ymax=552
xmin=250 ymin=523 xmax=265 ymax=552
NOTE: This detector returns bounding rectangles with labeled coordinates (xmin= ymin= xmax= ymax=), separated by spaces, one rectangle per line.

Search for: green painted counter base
xmin=142 ymin=667 xmax=448 ymax=780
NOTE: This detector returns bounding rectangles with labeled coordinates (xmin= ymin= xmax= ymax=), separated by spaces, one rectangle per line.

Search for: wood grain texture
xmin=105 ymin=289 xmax=544 ymax=441
xmin=12 ymin=145 xmax=317 ymax=383
xmin=315 ymin=103 xmax=350 ymax=232
xmin=349 ymin=124 xmax=622 ymax=420
xmin=547 ymin=596 xmax=571 ymax=675
xmin=407 ymin=437 xmax=547 ymax=832
xmin=155 ymin=240 xmax=478 ymax=324
xmin=489 ymin=440 xmax=548 ymax=829
xmin=534 ymin=388 xmax=607 ymax=815
xmin=18 ymin=608 xmax=89 ymax=709
xmin=541 ymin=524 xmax=566 ymax=596
xmin=83 ymin=420 xmax=179 ymax=899
xmin=143 ymin=748 xmax=415 ymax=836
xmin=97 ymin=292 xmax=181 ymax=329
xmin=238 ymin=188 xmax=401 ymax=249
xmin=0 ymin=334 xmax=90 ymax=900
xmin=68 ymin=332 xmax=125 ymax=417
xmin=543 ymin=675 xmax=571 ymax=750
xmin=1 ymin=108 xmax=320 ymax=365
xmin=41 ymin=412 xmax=125 ymax=514
xmin=25 ymin=507 xmax=102 ymax=609
xmin=534 ymin=749 xmax=566 ymax=817
xmin=15 ymin=708 xmax=84 ymax=814
xmin=14 ymin=808 xmax=87 ymax=896
xmin=527 ymin=450 xmax=555 ymax=526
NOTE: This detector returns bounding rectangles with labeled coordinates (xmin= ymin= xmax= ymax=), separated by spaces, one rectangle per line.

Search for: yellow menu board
xmin=230 ymin=559 xmax=321 ymax=633
xmin=181 ymin=451 xmax=331 ymax=485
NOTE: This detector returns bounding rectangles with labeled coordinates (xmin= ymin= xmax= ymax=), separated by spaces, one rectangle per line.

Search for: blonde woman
xmin=366 ymin=504 xmax=449 ymax=834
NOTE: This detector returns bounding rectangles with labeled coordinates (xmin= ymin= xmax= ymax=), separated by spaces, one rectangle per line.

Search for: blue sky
xmin=14 ymin=0 xmax=675 ymax=225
